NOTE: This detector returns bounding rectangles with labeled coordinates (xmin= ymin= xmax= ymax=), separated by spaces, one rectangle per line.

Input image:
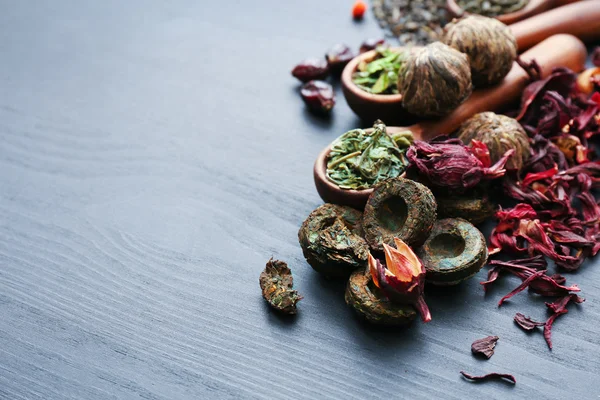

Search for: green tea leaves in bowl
xmin=352 ymin=47 xmax=406 ymax=95
xmin=326 ymin=120 xmax=412 ymax=190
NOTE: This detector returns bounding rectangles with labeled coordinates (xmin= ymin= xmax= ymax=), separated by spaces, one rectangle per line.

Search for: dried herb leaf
xmin=460 ymin=371 xmax=516 ymax=384
xmin=259 ymin=258 xmax=303 ymax=314
xmin=351 ymin=47 xmax=406 ymax=95
xmin=471 ymin=336 xmax=499 ymax=359
xmin=514 ymin=313 xmax=544 ymax=331
xmin=326 ymin=121 xmax=410 ymax=190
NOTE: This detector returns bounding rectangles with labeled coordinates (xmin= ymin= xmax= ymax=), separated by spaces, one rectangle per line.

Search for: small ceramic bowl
xmin=446 ymin=0 xmax=551 ymax=25
xmin=341 ymin=47 xmax=422 ymax=126
xmin=313 ymin=144 xmax=374 ymax=209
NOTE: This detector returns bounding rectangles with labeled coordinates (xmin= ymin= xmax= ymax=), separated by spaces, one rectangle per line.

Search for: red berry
xmin=352 ymin=0 xmax=367 ymax=20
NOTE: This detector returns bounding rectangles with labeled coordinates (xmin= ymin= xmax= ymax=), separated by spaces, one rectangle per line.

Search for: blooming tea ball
xmin=457 ymin=112 xmax=530 ymax=171
xmin=443 ymin=16 xmax=517 ymax=87
xmin=400 ymin=42 xmax=472 ymax=118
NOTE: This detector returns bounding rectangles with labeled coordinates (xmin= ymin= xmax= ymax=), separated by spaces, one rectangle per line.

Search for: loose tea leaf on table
xmin=352 ymin=47 xmax=406 ymax=94
xmin=471 ymin=336 xmax=499 ymax=359
xmin=326 ymin=120 xmax=411 ymax=190
xmin=460 ymin=371 xmax=516 ymax=384
xmin=259 ymin=258 xmax=303 ymax=314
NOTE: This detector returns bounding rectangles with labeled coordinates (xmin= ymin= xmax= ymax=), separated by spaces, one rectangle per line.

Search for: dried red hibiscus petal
xmin=543 ymin=294 xmax=585 ymax=349
xmin=407 ymin=138 xmax=513 ymax=192
xmin=471 ymin=336 xmax=499 ymax=359
xmin=460 ymin=371 xmax=516 ymax=384
xmin=514 ymin=313 xmax=545 ymax=331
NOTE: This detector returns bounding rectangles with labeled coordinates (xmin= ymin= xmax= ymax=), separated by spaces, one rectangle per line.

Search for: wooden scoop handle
xmin=511 ymin=1 xmax=600 ymax=50
xmin=392 ymin=34 xmax=587 ymax=141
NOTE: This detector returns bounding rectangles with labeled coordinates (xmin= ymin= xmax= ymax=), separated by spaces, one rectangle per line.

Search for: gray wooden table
xmin=1 ymin=1 xmax=599 ymax=399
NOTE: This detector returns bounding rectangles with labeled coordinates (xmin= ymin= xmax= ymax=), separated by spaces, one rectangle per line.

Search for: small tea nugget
xmin=443 ymin=16 xmax=517 ymax=87
xmin=471 ymin=335 xmax=499 ymax=359
xmin=345 ymin=268 xmax=417 ymax=326
xmin=400 ymin=42 xmax=472 ymax=117
xmin=259 ymin=258 xmax=303 ymax=314
xmin=363 ymin=177 xmax=437 ymax=251
xmin=299 ymin=203 xmax=369 ymax=278
xmin=457 ymin=112 xmax=530 ymax=171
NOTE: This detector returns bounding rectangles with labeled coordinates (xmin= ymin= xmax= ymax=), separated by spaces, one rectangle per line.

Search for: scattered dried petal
xmin=259 ymin=258 xmax=303 ymax=314
xmin=460 ymin=371 xmax=516 ymax=384
xmin=543 ymin=294 xmax=585 ymax=349
xmin=514 ymin=313 xmax=545 ymax=331
xmin=471 ymin=336 xmax=499 ymax=359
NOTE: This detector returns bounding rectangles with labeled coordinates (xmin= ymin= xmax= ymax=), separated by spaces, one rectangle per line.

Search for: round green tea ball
xmin=400 ymin=42 xmax=473 ymax=117
xmin=457 ymin=112 xmax=530 ymax=171
xmin=443 ymin=16 xmax=517 ymax=87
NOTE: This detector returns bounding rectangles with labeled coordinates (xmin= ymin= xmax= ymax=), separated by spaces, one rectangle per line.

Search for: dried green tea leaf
xmin=352 ymin=47 xmax=406 ymax=95
xmin=326 ymin=120 xmax=411 ymax=190
xmin=259 ymin=258 xmax=303 ymax=314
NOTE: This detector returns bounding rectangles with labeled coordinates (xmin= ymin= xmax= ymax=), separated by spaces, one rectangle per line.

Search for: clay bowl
xmin=341 ymin=46 xmax=422 ymax=126
xmin=314 ymin=144 xmax=373 ymax=210
xmin=446 ymin=0 xmax=552 ymax=25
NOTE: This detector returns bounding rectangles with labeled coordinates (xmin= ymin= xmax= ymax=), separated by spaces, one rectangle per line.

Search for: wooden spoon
xmin=342 ymin=1 xmax=600 ymax=125
xmin=317 ymin=34 xmax=587 ymax=209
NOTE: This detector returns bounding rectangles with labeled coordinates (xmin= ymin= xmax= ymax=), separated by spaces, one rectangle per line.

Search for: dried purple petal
xmin=460 ymin=371 xmax=516 ymax=384
xmin=471 ymin=336 xmax=499 ymax=359
xmin=514 ymin=313 xmax=545 ymax=331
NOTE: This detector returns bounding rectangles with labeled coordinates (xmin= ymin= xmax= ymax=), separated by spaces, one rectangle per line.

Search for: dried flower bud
xmin=325 ymin=44 xmax=355 ymax=73
xmin=291 ymin=58 xmax=329 ymax=82
xmin=300 ymin=80 xmax=335 ymax=113
xmin=359 ymin=38 xmax=386 ymax=54
xmin=407 ymin=138 xmax=514 ymax=192
xmin=443 ymin=16 xmax=517 ymax=87
xmin=259 ymin=258 xmax=303 ymax=314
xmin=400 ymin=42 xmax=472 ymax=117
xmin=457 ymin=112 xmax=530 ymax=171
xmin=368 ymin=237 xmax=431 ymax=322
xmin=298 ymin=204 xmax=369 ymax=278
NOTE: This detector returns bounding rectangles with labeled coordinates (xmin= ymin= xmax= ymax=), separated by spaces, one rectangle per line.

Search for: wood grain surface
xmin=0 ymin=1 xmax=599 ymax=399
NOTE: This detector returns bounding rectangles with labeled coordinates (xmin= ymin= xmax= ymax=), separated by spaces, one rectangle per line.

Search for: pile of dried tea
xmin=326 ymin=121 xmax=411 ymax=190
xmin=456 ymin=0 xmax=529 ymax=18
xmin=372 ymin=0 xmax=449 ymax=45
xmin=352 ymin=47 xmax=406 ymax=94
